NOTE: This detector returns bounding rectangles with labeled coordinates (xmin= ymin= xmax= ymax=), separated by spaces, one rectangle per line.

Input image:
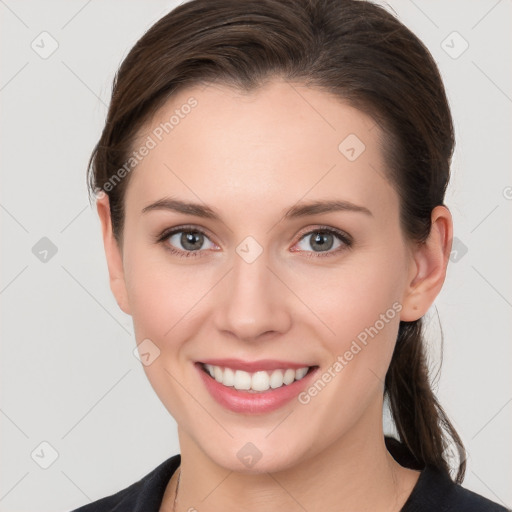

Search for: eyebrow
xmin=141 ymin=197 xmax=373 ymax=219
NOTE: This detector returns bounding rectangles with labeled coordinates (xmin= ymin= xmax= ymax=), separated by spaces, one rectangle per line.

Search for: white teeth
xmin=269 ymin=369 xmax=284 ymax=389
xmin=203 ymin=364 xmax=311 ymax=392
xmin=251 ymin=371 xmax=270 ymax=392
xmin=213 ymin=365 xmax=223 ymax=382
xmin=234 ymin=370 xmax=252 ymax=390
xmin=223 ymin=367 xmax=235 ymax=387
xmin=295 ymin=367 xmax=308 ymax=380
xmin=283 ymin=368 xmax=296 ymax=385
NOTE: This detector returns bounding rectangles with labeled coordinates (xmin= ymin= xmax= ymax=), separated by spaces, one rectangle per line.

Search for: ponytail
xmin=385 ymin=319 xmax=466 ymax=483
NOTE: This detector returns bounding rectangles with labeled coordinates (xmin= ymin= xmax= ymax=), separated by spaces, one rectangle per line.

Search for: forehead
xmin=125 ymin=79 xmax=398 ymax=224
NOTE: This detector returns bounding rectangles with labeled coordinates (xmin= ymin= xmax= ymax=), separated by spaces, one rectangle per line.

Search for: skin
xmin=97 ymin=79 xmax=453 ymax=512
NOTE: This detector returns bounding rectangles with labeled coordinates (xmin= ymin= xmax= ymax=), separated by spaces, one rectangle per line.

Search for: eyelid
xmin=295 ymin=225 xmax=352 ymax=245
xmin=156 ymin=224 xmax=216 ymax=244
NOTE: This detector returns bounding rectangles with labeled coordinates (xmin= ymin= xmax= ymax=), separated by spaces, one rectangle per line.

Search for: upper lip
xmin=198 ymin=358 xmax=316 ymax=372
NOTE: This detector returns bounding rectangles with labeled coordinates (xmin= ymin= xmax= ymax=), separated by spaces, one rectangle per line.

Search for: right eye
xmin=157 ymin=226 xmax=218 ymax=258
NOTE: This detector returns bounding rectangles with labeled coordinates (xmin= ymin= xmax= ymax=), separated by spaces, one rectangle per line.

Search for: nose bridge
xmin=213 ymin=235 xmax=291 ymax=340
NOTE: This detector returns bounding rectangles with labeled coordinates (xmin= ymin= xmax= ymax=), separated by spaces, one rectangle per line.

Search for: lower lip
xmin=195 ymin=363 xmax=319 ymax=414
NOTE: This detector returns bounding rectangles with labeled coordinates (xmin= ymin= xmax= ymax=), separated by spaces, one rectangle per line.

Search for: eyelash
xmin=155 ymin=224 xmax=353 ymax=259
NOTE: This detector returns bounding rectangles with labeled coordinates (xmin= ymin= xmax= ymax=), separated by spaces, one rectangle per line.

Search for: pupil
xmin=312 ymin=232 xmax=333 ymax=251
xmin=182 ymin=231 xmax=202 ymax=250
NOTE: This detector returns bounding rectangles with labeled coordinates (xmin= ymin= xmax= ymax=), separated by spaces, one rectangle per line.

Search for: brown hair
xmin=87 ymin=0 xmax=466 ymax=482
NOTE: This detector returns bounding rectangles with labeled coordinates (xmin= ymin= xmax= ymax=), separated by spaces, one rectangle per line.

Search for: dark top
xmin=70 ymin=438 xmax=509 ymax=511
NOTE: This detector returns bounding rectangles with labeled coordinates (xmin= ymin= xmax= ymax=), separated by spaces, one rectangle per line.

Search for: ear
xmin=400 ymin=205 xmax=453 ymax=322
xmin=96 ymin=193 xmax=132 ymax=316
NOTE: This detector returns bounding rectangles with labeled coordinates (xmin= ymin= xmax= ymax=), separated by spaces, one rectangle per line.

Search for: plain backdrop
xmin=1 ymin=1 xmax=511 ymax=511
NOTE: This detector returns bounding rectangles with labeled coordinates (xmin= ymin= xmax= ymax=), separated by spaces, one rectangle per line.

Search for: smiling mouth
xmin=198 ymin=362 xmax=318 ymax=393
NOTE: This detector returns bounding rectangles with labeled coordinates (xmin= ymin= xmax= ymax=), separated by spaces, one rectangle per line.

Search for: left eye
xmin=165 ymin=229 xmax=216 ymax=255
xmin=294 ymin=228 xmax=351 ymax=256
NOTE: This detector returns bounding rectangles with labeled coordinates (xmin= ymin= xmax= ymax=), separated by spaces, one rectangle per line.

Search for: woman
xmin=71 ymin=0 xmax=508 ymax=510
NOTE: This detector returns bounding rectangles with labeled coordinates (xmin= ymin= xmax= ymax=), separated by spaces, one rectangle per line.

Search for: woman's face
xmin=100 ymin=79 xmax=424 ymax=472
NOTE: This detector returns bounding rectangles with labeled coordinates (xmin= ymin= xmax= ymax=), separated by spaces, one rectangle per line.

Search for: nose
xmin=213 ymin=246 xmax=292 ymax=343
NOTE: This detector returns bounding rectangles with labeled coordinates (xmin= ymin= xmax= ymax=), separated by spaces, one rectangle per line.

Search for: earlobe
xmin=96 ymin=195 xmax=132 ymax=316
xmin=400 ymin=206 xmax=453 ymax=322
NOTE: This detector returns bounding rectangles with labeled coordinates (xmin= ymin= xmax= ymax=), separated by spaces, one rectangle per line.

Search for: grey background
xmin=0 ymin=1 xmax=511 ymax=510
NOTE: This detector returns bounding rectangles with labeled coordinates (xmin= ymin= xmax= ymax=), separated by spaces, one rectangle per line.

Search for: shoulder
xmin=69 ymin=454 xmax=181 ymax=512
xmin=384 ymin=437 xmax=509 ymax=512
xmin=402 ymin=464 xmax=510 ymax=512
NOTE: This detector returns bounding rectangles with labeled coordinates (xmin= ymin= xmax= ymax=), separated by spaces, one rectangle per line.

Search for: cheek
xmin=292 ymin=257 xmax=405 ymax=428
xmin=122 ymin=246 xmax=215 ymax=416
xmin=123 ymin=244 xmax=216 ymax=343
xmin=300 ymin=253 xmax=404 ymax=339
xmin=294 ymin=246 xmax=407 ymax=387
